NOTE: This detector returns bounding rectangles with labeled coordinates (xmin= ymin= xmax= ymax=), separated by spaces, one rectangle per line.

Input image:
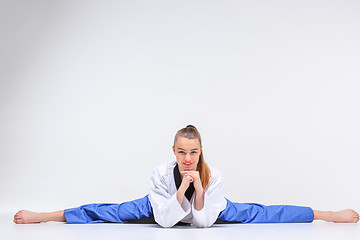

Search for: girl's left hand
xmin=181 ymin=171 xmax=203 ymax=192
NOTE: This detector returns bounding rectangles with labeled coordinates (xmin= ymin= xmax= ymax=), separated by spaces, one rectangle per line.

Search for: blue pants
xmin=64 ymin=195 xmax=314 ymax=224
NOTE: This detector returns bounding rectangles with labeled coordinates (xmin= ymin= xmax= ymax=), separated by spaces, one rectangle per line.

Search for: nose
xmin=185 ymin=154 xmax=191 ymax=161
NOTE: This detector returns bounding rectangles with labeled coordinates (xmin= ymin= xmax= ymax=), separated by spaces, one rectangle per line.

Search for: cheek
xmin=175 ymin=154 xmax=184 ymax=161
xmin=193 ymin=154 xmax=200 ymax=163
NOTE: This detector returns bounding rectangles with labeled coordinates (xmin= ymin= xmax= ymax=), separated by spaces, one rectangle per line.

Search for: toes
xmin=14 ymin=218 xmax=23 ymax=224
xmin=354 ymin=214 xmax=359 ymax=223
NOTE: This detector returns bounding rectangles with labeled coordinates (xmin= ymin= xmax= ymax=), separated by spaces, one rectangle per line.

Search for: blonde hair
xmin=173 ymin=125 xmax=211 ymax=189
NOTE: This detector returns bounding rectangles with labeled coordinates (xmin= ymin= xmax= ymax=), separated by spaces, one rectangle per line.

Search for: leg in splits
xmin=13 ymin=195 xmax=153 ymax=224
xmin=218 ymin=198 xmax=359 ymax=223
xmin=13 ymin=196 xmax=359 ymax=224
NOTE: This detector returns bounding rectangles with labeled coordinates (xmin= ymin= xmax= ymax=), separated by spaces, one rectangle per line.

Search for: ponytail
xmin=197 ymin=151 xmax=211 ymax=190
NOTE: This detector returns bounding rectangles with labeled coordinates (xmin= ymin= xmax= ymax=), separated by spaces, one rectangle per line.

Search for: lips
xmin=184 ymin=162 xmax=192 ymax=167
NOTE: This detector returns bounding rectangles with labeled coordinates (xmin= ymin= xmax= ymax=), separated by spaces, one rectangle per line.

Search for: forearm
xmin=194 ymin=189 xmax=204 ymax=211
xmin=176 ymin=187 xmax=186 ymax=205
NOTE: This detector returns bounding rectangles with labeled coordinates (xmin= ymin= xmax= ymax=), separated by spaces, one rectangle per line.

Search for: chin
xmin=184 ymin=166 xmax=196 ymax=171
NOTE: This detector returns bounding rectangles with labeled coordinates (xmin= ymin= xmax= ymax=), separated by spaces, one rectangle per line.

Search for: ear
xmin=172 ymin=145 xmax=176 ymax=154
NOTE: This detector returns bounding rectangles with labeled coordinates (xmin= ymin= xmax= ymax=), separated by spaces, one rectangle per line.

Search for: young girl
xmin=13 ymin=125 xmax=359 ymax=227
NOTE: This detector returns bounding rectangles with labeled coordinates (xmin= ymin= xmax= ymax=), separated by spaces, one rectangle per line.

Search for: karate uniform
xmin=148 ymin=160 xmax=227 ymax=227
xmin=64 ymin=161 xmax=314 ymax=226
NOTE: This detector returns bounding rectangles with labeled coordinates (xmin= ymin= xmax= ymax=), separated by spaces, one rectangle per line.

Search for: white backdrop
xmin=1 ymin=0 xmax=359 ymax=214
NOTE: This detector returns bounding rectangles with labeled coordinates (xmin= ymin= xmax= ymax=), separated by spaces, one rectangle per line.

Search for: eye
xmin=178 ymin=151 xmax=185 ymax=154
xmin=191 ymin=151 xmax=197 ymax=154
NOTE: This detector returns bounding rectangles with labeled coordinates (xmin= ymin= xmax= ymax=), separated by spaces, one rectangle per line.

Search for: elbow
xmin=193 ymin=220 xmax=213 ymax=228
xmin=158 ymin=221 xmax=176 ymax=228
xmin=155 ymin=217 xmax=176 ymax=228
xmin=161 ymin=224 xmax=175 ymax=228
xmin=192 ymin=215 xmax=216 ymax=228
xmin=193 ymin=222 xmax=212 ymax=228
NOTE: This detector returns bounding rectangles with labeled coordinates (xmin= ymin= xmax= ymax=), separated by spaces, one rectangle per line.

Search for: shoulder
xmin=208 ymin=164 xmax=222 ymax=179
xmin=151 ymin=160 xmax=176 ymax=178
xmin=206 ymin=164 xmax=224 ymax=191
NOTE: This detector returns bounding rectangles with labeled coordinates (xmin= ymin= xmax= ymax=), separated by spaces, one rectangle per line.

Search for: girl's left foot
xmin=330 ymin=209 xmax=359 ymax=223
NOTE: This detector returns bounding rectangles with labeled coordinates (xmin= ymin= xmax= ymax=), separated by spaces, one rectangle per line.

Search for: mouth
xmin=183 ymin=162 xmax=192 ymax=167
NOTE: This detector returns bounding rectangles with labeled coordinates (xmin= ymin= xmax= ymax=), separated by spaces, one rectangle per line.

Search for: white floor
xmin=1 ymin=212 xmax=359 ymax=240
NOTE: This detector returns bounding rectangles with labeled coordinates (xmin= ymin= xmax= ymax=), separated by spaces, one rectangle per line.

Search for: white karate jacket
xmin=149 ymin=160 xmax=227 ymax=228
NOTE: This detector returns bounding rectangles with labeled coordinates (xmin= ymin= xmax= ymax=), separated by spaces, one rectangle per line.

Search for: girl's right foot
xmin=14 ymin=210 xmax=44 ymax=224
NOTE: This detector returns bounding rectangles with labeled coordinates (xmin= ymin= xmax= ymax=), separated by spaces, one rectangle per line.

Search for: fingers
xmin=182 ymin=171 xmax=199 ymax=178
xmin=180 ymin=171 xmax=190 ymax=175
xmin=182 ymin=171 xmax=201 ymax=186
xmin=181 ymin=170 xmax=198 ymax=174
xmin=184 ymin=174 xmax=194 ymax=182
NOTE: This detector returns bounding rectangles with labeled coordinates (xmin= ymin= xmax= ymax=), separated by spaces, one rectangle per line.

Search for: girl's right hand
xmin=180 ymin=174 xmax=194 ymax=190
xmin=176 ymin=174 xmax=194 ymax=206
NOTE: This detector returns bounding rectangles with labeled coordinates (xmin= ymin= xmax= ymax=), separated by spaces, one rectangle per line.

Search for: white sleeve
xmin=148 ymin=168 xmax=190 ymax=228
xmin=191 ymin=171 xmax=227 ymax=228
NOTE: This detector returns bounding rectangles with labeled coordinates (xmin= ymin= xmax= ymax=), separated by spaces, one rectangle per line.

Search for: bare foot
xmin=13 ymin=210 xmax=44 ymax=224
xmin=330 ymin=209 xmax=359 ymax=223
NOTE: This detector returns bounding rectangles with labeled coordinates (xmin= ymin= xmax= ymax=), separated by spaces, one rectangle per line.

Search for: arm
xmin=149 ymin=168 xmax=191 ymax=228
xmin=185 ymin=169 xmax=227 ymax=228
xmin=181 ymin=171 xmax=204 ymax=211
xmin=176 ymin=174 xmax=194 ymax=206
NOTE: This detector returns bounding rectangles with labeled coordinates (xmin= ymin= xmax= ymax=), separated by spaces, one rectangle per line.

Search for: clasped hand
xmin=180 ymin=170 xmax=203 ymax=191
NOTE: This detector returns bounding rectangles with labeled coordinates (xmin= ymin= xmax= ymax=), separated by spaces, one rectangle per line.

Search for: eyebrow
xmin=178 ymin=148 xmax=199 ymax=151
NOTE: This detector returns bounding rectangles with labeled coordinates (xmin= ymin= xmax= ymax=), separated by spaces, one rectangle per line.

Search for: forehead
xmin=175 ymin=137 xmax=201 ymax=149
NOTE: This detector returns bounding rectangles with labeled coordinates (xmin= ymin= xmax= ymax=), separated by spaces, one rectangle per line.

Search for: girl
xmin=13 ymin=125 xmax=359 ymax=227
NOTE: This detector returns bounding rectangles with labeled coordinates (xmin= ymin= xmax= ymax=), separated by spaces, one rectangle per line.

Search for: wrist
xmin=194 ymin=182 xmax=203 ymax=192
xmin=195 ymin=187 xmax=204 ymax=196
xmin=178 ymin=185 xmax=187 ymax=195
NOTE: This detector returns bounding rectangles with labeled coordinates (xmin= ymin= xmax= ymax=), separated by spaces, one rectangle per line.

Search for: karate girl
xmin=13 ymin=125 xmax=359 ymax=227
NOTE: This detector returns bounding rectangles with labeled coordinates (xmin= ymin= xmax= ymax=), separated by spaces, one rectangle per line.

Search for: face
xmin=172 ymin=137 xmax=202 ymax=172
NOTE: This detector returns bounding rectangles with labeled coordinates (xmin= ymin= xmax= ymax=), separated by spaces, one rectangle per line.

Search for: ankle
xmin=326 ymin=211 xmax=335 ymax=222
xmin=314 ymin=210 xmax=333 ymax=222
xmin=36 ymin=212 xmax=51 ymax=223
xmin=44 ymin=210 xmax=66 ymax=222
